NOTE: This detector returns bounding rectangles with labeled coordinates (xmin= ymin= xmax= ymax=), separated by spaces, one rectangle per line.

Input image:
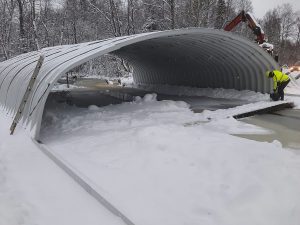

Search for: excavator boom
xmin=224 ymin=10 xmax=247 ymax=31
xmin=224 ymin=10 xmax=265 ymax=44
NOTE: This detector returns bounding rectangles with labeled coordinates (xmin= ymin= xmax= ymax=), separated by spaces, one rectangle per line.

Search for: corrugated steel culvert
xmin=0 ymin=28 xmax=278 ymax=138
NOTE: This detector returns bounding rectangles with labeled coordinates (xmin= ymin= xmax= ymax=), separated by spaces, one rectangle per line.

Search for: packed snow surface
xmin=39 ymin=93 xmax=300 ymax=225
xmin=0 ymin=115 xmax=127 ymax=225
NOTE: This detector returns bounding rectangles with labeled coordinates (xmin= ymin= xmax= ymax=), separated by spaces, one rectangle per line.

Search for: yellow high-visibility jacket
xmin=272 ymin=70 xmax=290 ymax=91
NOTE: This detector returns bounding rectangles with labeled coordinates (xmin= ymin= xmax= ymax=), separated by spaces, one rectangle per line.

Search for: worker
xmin=266 ymin=70 xmax=290 ymax=101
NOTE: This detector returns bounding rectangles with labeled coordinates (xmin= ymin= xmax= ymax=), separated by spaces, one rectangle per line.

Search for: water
xmin=236 ymin=109 xmax=300 ymax=150
xmin=51 ymin=79 xmax=248 ymax=111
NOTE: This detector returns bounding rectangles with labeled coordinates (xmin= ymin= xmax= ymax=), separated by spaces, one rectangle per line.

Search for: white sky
xmin=251 ymin=0 xmax=300 ymax=19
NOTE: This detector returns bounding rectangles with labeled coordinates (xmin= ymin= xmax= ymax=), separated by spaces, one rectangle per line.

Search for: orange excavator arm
xmin=224 ymin=10 xmax=247 ymax=31
xmin=224 ymin=10 xmax=265 ymax=44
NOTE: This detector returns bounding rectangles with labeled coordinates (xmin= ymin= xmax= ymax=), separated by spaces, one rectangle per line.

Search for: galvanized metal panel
xmin=0 ymin=28 xmax=277 ymax=138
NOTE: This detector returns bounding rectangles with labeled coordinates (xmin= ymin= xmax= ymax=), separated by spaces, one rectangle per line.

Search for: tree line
xmin=0 ymin=0 xmax=299 ymax=72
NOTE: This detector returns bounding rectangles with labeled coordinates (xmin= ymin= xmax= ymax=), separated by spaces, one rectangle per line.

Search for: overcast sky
xmin=251 ymin=0 xmax=300 ymax=19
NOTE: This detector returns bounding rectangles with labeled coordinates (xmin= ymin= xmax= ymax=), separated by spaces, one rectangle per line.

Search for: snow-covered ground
xmin=286 ymin=71 xmax=300 ymax=95
xmin=1 ymin=86 xmax=300 ymax=225
xmin=40 ymin=92 xmax=300 ymax=225
xmin=0 ymin=115 xmax=128 ymax=225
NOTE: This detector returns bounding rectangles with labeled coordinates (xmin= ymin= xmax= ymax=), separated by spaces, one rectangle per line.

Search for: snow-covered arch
xmin=0 ymin=28 xmax=278 ymax=138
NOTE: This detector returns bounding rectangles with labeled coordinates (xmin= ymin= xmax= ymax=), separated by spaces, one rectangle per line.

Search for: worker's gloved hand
xmin=273 ymin=89 xmax=277 ymax=93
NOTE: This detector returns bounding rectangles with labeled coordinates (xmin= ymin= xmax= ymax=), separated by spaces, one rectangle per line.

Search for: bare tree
xmin=214 ymin=0 xmax=226 ymax=29
xmin=16 ymin=0 xmax=28 ymax=53
xmin=234 ymin=0 xmax=252 ymax=12
xmin=126 ymin=0 xmax=136 ymax=34
xmin=108 ymin=0 xmax=122 ymax=36
xmin=263 ymin=9 xmax=281 ymax=53
xmin=0 ymin=0 xmax=299 ymax=67
xmin=39 ymin=0 xmax=51 ymax=47
xmin=30 ymin=0 xmax=40 ymax=50
xmin=164 ymin=0 xmax=176 ymax=29
xmin=0 ymin=0 xmax=17 ymax=59
xmin=278 ymin=3 xmax=296 ymax=42
xmin=187 ymin=0 xmax=216 ymax=27
xmin=296 ymin=13 xmax=300 ymax=44
xmin=64 ymin=0 xmax=80 ymax=44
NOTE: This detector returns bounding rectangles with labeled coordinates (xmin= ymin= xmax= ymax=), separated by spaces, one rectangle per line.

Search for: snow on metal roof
xmin=0 ymin=28 xmax=277 ymax=138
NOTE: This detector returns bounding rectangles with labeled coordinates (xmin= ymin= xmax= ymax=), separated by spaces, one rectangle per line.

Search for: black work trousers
xmin=277 ymin=79 xmax=290 ymax=100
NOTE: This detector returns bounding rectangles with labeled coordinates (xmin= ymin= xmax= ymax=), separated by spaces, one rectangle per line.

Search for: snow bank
xmin=130 ymin=84 xmax=270 ymax=101
xmin=134 ymin=93 xmax=157 ymax=102
xmin=51 ymin=83 xmax=84 ymax=92
xmin=88 ymin=105 xmax=100 ymax=111
xmin=41 ymin=94 xmax=300 ymax=225
xmin=120 ymin=76 xmax=134 ymax=86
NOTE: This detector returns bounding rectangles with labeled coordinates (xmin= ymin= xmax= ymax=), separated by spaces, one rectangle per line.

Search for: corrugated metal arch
xmin=0 ymin=28 xmax=278 ymax=138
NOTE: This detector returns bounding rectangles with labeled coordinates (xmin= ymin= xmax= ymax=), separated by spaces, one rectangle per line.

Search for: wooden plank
xmin=233 ymin=102 xmax=294 ymax=119
xmin=184 ymin=101 xmax=295 ymax=127
xmin=10 ymin=54 xmax=45 ymax=135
